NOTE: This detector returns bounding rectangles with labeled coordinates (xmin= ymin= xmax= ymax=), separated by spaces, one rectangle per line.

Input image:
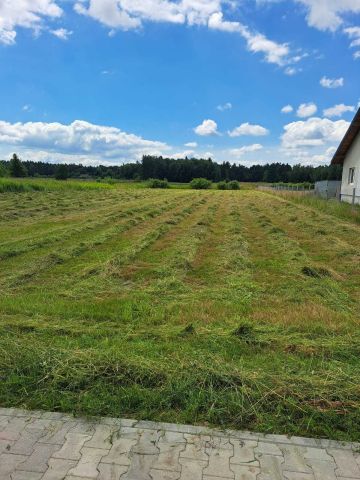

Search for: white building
xmin=332 ymin=108 xmax=360 ymax=204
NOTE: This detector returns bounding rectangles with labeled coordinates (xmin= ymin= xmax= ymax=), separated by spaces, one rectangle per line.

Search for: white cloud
xmin=281 ymin=117 xmax=350 ymax=150
xmin=344 ymin=26 xmax=360 ymax=39
xmin=0 ymin=119 xmax=169 ymax=163
xmin=284 ymin=67 xmax=300 ymax=76
xmin=229 ymin=122 xmax=269 ymax=137
xmin=281 ymin=105 xmax=293 ymax=114
xmin=323 ymin=104 xmax=355 ymax=118
xmin=217 ymin=102 xmax=232 ymax=111
xmin=344 ymin=27 xmax=360 ymax=59
xmin=75 ymin=3 xmax=293 ymax=68
xmin=260 ymin=1 xmax=360 ymax=32
xmin=1 ymin=0 xmax=301 ymax=72
xmin=320 ymin=76 xmax=344 ymax=89
xmin=194 ymin=119 xmax=219 ymax=136
xmin=75 ymin=0 xmax=218 ymax=30
xmin=184 ymin=142 xmax=198 ymax=147
xmin=50 ymin=28 xmax=73 ymax=40
xmin=350 ymin=38 xmax=360 ymax=47
xmin=294 ymin=0 xmax=360 ymax=32
xmin=281 ymin=146 xmax=338 ymax=166
xmin=0 ymin=0 xmax=63 ymax=45
xmin=228 ymin=144 xmax=263 ymax=157
xmin=22 ymin=104 xmax=32 ymax=112
xmin=296 ymin=102 xmax=318 ymax=118
xmin=172 ymin=149 xmax=195 ymax=159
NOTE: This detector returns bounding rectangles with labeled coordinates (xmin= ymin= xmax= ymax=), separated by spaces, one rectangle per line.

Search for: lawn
xmin=0 ymin=180 xmax=359 ymax=441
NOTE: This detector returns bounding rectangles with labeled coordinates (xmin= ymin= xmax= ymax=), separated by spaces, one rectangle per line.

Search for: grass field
xmin=0 ymin=180 xmax=359 ymax=441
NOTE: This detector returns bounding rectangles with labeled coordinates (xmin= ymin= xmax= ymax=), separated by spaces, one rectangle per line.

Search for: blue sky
xmin=0 ymin=0 xmax=359 ymax=166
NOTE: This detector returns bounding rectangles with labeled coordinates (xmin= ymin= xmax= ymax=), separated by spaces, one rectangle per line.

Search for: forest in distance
xmin=0 ymin=154 xmax=342 ymax=184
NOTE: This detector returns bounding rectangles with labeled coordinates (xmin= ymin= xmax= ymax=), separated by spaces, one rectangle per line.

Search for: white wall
xmin=341 ymin=132 xmax=360 ymax=204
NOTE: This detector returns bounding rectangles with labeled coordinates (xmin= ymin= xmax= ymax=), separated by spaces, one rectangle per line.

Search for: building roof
xmin=331 ymin=108 xmax=360 ymax=165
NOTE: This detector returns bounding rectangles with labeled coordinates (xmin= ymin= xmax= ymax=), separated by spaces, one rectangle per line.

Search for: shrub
xmin=148 ymin=178 xmax=169 ymax=189
xmin=217 ymin=181 xmax=228 ymax=190
xmin=228 ymin=180 xmax=240 ymax=190
xmin=190 ymin=178 xmax=212 ymax=190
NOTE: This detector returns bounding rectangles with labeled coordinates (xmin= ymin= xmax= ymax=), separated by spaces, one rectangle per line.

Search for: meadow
xmin=0 ymin=179 xmax=359 ymax=441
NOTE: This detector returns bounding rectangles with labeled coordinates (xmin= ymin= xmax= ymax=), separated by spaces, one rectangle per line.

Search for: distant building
xmin=331 ymin=108 xmax=360 ymax=204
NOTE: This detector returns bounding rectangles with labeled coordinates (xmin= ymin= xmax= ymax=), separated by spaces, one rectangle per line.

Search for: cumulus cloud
xmin=184 ymin=142 xmax=198 ymax=147
xmin=228 ymin=144 xmax=263 ymax=156
xmin=217 ymin=102 xmax=232 ymax=111
xmin=0 ymin=119 xmax=169 ymax=163
xmin=281 ymin=117 xmax=349 ymax=150
xmin=323 ymin=104 xmax=355 ymax=118
xmin=320 ymin=76 xmax=344 ymax=88
xmin=296 ymin=102 xmax=318 ymax=118
xmin=50 ymin=28 xmax=73 ymax=40
xmin=259 ymin=1 xmax=360 ymax=39
xmin=281 ymin=105 xmax=293 ymax=114
xmin=228 ymin=122 xmax=269 ymax=137
xmin=194 ymin=119 xmax=219 ymax=136
xmin=281 ymin=146 xmax=338 ymax=166
xmin=288 ymin=0 xmax=360 ymax=32
xmin=1 ymin=0 xmax=302 ymax=71
xmin=75 ymin=2 xmax=294 ymax=68
xmin=75 ymin=1 xmax=217 ymax=30
xmin=0 ymin=0 xmax=63 ymax=45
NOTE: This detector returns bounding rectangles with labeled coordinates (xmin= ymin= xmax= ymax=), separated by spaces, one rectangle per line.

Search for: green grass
xmin=267 ymin=189 xmax=360 ymax=224
xmin=0 ymin=183 xmax=359 ymax=441
xmin=0 ymin=177 xmax=114 ymax=193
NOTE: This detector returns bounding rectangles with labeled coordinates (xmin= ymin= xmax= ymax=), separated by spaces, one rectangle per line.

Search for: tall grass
xmin=0 ymin=178 xmax=113 ymax=193
xmin=267 ymin=190 xmax=360 ymax=224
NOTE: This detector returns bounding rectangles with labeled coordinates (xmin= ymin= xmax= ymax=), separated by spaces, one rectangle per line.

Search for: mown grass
xmin=0 ymin=184 xmax=359 ymax=441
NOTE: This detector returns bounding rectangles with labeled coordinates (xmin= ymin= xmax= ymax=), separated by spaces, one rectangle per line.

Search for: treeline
xmin=141 ymin=156 xmax=342 ymax=183
xmin=0 ymin=154 xmax=342 ymax=183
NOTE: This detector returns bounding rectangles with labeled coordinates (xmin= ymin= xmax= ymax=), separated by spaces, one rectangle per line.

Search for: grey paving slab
xmin=0 ymin=408 xmax=359 ymax=480
xmin=41 ymin=458 xmax=77 ymax=480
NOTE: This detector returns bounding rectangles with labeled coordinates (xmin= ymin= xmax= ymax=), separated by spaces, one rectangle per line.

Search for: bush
xmin=217 ymin=181 xmax=228 ymax=190
xmin=190 ymin=178 xmax=212 ymax=190
xmin=148 ymin=178 xmax=169 ymax=189
xmin=228 ymin=180 xmax=240 ymax=190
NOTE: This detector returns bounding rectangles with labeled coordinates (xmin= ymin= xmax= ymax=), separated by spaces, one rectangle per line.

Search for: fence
xmin=258 ymin=185 xmax=315 ymax=195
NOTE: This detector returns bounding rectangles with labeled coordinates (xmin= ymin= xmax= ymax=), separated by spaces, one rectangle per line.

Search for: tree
xmin=9 ymin=154 xmax=27 ymax=177
xmin=55 ymin=164 xmax=69 ymax=180
xmin=0 ymin=162 xmax=8 ymax=177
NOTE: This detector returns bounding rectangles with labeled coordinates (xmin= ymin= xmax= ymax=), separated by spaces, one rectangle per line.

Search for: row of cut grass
xmin=0 ymin=186 xmax=359 ymax=441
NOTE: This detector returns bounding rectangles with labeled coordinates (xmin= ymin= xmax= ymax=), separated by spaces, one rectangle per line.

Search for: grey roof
xmin=331 ymin=108 xmax=360 ymax=165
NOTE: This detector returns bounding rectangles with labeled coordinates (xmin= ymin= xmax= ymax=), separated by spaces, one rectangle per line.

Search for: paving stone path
xmin=0 ymin=408 xmax=359 ymax=480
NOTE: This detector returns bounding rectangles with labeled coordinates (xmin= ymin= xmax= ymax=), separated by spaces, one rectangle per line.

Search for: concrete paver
xmin=0 ymin=408 xmax=358 ymax=480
